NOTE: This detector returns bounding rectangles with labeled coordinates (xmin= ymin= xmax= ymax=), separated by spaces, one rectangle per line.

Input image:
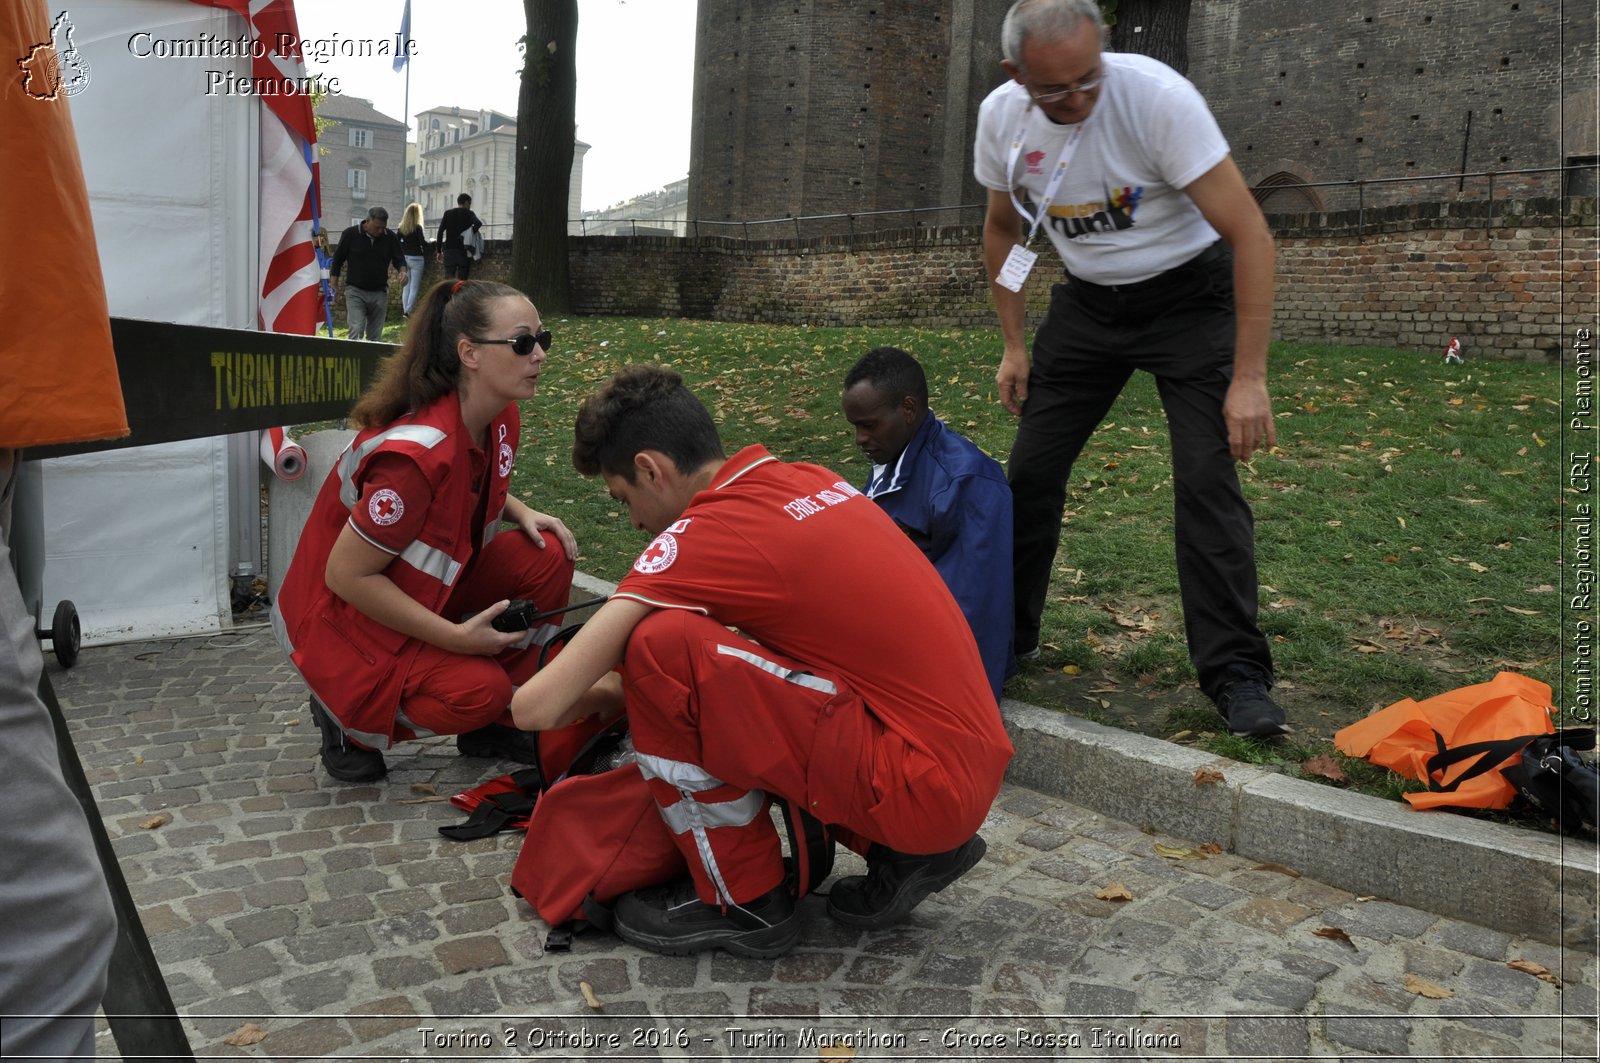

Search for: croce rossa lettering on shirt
xmin=782 ymin=481 xmax=862 ymax=522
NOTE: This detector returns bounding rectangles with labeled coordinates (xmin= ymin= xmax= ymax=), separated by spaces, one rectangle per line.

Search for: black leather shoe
xmin=826 ymin=835 xmax=986 ymax=930
xmin=455 ymin=723 xmax=538 ymax=763
xmin=1214 ymin=677 xmax=1290 ymax=738
xmin=309 ymin=696 xmax=387 ymax=782
xmin=614 ymin=878 xmax=799 ymax=958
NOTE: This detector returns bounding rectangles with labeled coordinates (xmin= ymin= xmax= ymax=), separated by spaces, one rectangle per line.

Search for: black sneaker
xmin=456 ymin=723 xmax=538 ymax=763
xmin=309 ymin=696 xmax=387 ymax=782
xmin=1215 ymin=677 xmax=1290 ymax=738
xmin=825 ymin=835 xmax=986 ymax=930
xmin=613 ymin=879 xmax=800 ymax=958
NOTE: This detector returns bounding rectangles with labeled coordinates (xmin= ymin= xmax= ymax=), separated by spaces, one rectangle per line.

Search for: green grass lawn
xmin=373 ymin=313 xmax=1573 ymax=811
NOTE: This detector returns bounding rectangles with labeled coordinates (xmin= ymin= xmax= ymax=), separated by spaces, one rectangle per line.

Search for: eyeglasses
xmin=470 ymin=329 xmax=551 ymax=356
xmin=1030 ymin=71 xmax=1106 ymax=104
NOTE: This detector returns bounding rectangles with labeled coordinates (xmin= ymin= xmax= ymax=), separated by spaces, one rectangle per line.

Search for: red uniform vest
xmin=272 ymin=392 xmax=519 ymax=748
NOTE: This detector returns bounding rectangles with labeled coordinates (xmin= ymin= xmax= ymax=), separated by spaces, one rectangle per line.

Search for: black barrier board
xmin=26 ymin=318 xmax=391 ymax=459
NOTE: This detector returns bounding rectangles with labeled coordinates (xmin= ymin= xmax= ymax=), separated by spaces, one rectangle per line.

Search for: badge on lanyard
xmin=995 ymin=106 xmax=1086 ymax=293
xmin=995 ymin=244 xmax=1038 ymax=293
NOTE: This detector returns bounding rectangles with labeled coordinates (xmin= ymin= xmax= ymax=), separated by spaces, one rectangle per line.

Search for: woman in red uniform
xmin=273 ymin=279 xmax=578 ymax=782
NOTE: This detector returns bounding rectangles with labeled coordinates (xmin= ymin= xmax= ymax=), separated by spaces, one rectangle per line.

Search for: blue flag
xmin=393 ymin=0 xmax=411 ymax=72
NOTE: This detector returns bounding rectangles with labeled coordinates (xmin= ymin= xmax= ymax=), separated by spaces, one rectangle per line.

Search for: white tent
xmin=39 ymin=0 xmax=284 ymax=644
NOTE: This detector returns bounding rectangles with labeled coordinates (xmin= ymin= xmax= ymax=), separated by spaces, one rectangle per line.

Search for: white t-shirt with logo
xmin=974 ymin=51 xmax=1230 ymax=286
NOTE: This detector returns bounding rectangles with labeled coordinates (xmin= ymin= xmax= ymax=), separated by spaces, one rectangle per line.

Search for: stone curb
xmin=1001 ymin=698 xmax=1597 ymax=949
xmin=575 ymin=569 xmax=1595 ymax=949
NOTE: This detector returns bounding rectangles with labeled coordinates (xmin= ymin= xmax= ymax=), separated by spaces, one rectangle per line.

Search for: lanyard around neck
xmin=1006 ymin=103 xmax=1086 ymax=246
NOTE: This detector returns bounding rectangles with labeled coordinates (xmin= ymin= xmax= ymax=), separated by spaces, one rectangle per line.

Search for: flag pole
xmin=396 ymin=0 xmax=412 ymax=211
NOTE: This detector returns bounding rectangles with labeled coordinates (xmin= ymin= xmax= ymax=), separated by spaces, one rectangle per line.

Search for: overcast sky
xmin=293 ymin=0 xmax=696 ymax=212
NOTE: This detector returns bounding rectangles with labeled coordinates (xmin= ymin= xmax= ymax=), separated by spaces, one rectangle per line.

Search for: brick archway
xmin=1252 ymin=172 xmax=1324 ymax=213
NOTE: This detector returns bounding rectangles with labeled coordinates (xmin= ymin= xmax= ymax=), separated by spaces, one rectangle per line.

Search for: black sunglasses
xmin=470 ymin=329 xmax=552 ymax=356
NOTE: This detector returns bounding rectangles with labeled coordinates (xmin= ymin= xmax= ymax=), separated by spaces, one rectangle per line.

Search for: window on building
xmin=1567 ymin=156 xmax=1599 ymax=196
xmin=348 ymin=168 xmax=368 ymax=201
xmin=349 ymin=127 xmax=372 ymax=149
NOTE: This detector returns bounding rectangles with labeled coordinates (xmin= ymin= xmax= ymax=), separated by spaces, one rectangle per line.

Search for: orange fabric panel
xmin=0 ymin=1 xmax=127 ymax=449
xmin=1334 ymin=672 xmax=1555 ymax=810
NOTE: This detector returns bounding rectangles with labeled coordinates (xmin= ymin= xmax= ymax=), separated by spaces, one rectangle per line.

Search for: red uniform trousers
xmin=621 ymin=609 xmax=990 ymax=908
xmin=396 ymin=531 xmax=574 ymax=738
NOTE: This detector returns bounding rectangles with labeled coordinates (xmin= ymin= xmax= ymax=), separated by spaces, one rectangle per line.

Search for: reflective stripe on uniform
xmin=636 ymin=752 xmax=766 ymax=906
xmin=715 ymin=644 xmax=838 ymax=695
xmin=397 ymin=538 xmax=464 ymax=586
xmin=337 ymin=424 xmax=449 ymax=507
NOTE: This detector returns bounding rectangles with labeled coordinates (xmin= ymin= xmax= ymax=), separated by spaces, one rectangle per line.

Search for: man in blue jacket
xmin=841 ymin=347 xmax=1015 ymax=702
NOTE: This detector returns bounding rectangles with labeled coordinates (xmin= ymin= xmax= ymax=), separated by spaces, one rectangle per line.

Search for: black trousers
xmin=442 ymin=248 xmax=473 ymax=281
xmin=1007 ymin=243 xmax=1273 ymax=699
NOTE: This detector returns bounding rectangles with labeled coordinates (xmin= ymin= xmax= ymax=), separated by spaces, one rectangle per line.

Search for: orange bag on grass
xmin=1333 ymin=672 xmax=1556 ymax=810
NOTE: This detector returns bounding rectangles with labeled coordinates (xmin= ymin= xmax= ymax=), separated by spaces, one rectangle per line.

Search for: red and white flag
xmin=189 ymin=0 xmax=322 ymax=336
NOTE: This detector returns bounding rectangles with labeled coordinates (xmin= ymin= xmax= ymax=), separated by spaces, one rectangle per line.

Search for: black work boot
xmin=613 ymin=878 xmax=799 ymax=959
xmin=309 ymin=696 xmax=387 ymax=782
xmin=826 ymin=835 xmax=986 ymax=930
xmin=455 ymin=723 xmax=538 ymax=763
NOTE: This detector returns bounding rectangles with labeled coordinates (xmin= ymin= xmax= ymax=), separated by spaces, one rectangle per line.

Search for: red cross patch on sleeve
xmin=633 ymin=532 xmax=679 ymax=574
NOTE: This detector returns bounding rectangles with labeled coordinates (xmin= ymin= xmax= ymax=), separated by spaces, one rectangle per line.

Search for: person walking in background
xmin=975 ymin=0 xmax=1286 ymax=737
xmin=329 ymin=206 xmax=408 ymax=342
xmin=396 ymin=202 xmax=428 ymax=316
xmin=273 ymin=280 xmax=578 ymax=784
xmin=436 ymin=193 xmax=484 ymax=282
xmin=840 ymin=346 xmax=1015 ymax=703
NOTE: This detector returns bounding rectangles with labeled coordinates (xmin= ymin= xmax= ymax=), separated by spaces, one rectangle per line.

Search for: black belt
xmin=1068 ymin=241 xmax=1228 ymax=295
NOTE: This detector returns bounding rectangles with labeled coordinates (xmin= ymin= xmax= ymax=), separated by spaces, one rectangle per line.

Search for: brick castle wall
xmin=470 ymin=197 xmax=1593 ymax=362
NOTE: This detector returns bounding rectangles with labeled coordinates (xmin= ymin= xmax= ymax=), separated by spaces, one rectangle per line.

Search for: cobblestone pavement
xmin=54 ymin=626 xmax=1598 ymax=1062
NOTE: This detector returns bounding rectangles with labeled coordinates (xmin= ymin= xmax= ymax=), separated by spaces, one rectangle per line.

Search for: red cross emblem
xmin=368 ymin=488 xmax=404 ymax=526
xmin=633 ymin=532 xmax=679 ymax=574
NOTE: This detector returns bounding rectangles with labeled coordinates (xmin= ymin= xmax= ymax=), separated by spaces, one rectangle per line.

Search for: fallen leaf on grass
xmin=1403 ymin=973 xmax=1455 ymax=999
xmin=1314 ymin=927 xmax=1358 ymax=950
xmin=1503 ymin=606 xmax=1541 ymax=616
xmin=1167 ymin=729 xmax=1194 ymax=742
xmin=223 ymin=1023 xmax=266 ymax=1046
xmin=1302 ymin=755 xmax=1348 ymax=783
xmin=1252 ymin=863 xmax=1302 ymax=878
xmin=1095 ymin=882 xmax=1135 ymax=902
xmin=579 ymin=979 xmax=605 ymax=1008
xmin=139 ymin=815 xmax=166 ymax=830
xmin=1154 ymin=843 xmax=1207 ymax=860
xmin=1508 ymin=959 xmax=1563 ymax=986
xmin=1194 ymin=768 xmax=1225 ymax=786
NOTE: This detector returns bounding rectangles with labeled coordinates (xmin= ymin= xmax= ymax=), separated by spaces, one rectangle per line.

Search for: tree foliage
xmin=510 ymin=0 xmax=578 ymax=312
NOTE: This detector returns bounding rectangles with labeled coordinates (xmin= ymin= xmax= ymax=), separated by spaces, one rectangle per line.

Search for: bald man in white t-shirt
xmin=975 ymin=0 xmax=1287 ymax=738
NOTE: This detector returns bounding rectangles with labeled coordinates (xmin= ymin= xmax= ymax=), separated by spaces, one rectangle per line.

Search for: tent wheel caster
xmin=43 ymin=599 xmax=81 ymax=668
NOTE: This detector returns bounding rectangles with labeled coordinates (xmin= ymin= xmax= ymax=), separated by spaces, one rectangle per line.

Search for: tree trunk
xmin=510 ymin=0 xmax=578 ymax=313
xmin=1108 ymin=0 xmax=1191 ymax=75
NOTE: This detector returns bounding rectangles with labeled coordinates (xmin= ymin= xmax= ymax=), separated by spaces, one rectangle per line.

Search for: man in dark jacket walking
xmin=436 ymin=193 xmax=484 ymax=281
xmin=329 ymin=206 xmax=408 ymax=341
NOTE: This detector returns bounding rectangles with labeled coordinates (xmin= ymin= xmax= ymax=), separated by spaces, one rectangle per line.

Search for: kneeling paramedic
xmin=510 ymin=365 xmax=1013 ymax=958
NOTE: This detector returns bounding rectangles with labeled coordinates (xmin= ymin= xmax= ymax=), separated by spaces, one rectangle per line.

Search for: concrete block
xmin=1235 ymin=773 xmax=1596 ymax=947
xmin=267 ymin=430 xmax=355 ymax=602
xmin=1000 ymin=700 xmax=1272 ymax=849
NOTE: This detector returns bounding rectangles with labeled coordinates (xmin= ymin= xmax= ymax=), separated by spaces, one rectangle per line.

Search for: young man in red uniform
xmin=510 ymin=365 xmax=1013 ymax=958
